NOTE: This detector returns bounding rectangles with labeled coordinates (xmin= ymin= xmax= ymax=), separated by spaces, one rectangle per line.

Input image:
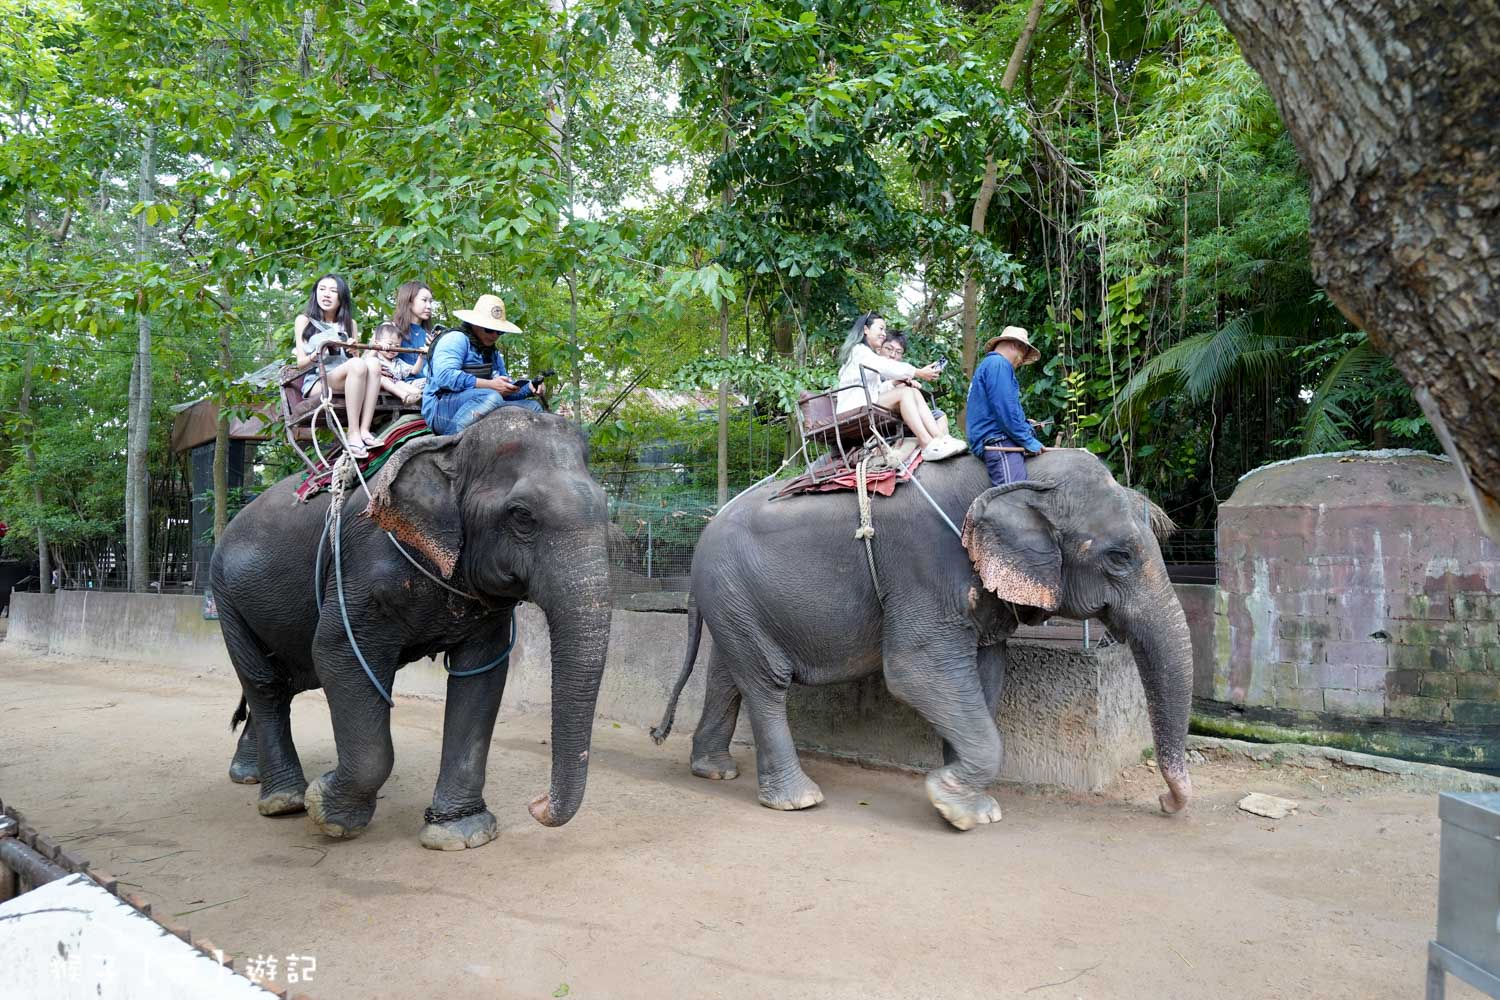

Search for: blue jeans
xmin=980 ymin=435 xmax=1028 ymax=486
xmin=424 ymin=389 xmax=542 ymax=436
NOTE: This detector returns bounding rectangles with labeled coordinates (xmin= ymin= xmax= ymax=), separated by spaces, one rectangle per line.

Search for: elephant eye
xmin=506 ymin=502 xmax=537 ymax=534
xmin=1104 ymin=547 xmax=1135 ymax=571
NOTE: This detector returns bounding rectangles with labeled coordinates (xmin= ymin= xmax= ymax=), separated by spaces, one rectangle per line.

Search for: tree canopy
xmin=1 ymin=0 xmax=1439 ymax=579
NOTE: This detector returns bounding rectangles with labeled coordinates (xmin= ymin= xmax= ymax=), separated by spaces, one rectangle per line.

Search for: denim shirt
xmin=964 ymin=351 xmax=1043 ymax=455
xmin=423 ymin=330 xmax=533 ymax=400
xmin=398 ymin=323 xmax=429 ymax=369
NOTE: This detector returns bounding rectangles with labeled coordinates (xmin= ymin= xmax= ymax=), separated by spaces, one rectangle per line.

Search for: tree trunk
xmin=18 ymin=343 xmax=51 ymax=595
xmin=957 ymin=3 xmax=1039 ymax=428
xmin=127 ymin=124 xmax=155 ymax=593
xmin=1215 ymin=0 xmax=1500 ymax=541
xmin=716 ymin=80 xmax=735 ymax=507
xmin=213 ymin=324 xmax=232 ymax=541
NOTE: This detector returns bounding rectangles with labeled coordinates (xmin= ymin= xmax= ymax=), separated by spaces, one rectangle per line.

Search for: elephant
xmin=210 ymin=408 xmax=611 ymax=850
xmin=652 ymin=448 xmax=1191 ymax=831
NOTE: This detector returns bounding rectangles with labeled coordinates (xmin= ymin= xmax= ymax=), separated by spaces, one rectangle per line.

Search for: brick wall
xmin=1212 ymin=453 xmax=1500 ymax=727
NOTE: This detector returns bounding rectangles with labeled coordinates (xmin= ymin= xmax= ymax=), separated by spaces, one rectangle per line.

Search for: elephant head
xmin=961 ymin=451 xmax=1193 ymax=815
xmin=365 ymin=408 xmax=612 ymax=828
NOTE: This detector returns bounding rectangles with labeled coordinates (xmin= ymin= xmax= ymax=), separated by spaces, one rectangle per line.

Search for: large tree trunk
xmin=126 ymin=124 xmax=155 ymax=592
xmin=18 ymin=343 xmax=51 ymax=595
xmin=1214 ymin=0 xmax=1500 ymax=541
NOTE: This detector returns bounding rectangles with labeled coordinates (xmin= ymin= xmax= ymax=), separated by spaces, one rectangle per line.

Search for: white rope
xmin=712 ymin=440 xmax=809 ymax=521
xmin=853 ymin=456 xmax=883 ymax=602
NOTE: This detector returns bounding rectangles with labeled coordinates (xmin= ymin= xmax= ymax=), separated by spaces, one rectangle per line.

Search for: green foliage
xmin=0 ymin=0 xmax=1438 ymax=561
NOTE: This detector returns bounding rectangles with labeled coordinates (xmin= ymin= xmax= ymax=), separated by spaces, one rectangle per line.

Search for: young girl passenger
xmin=371 ymin=323 xmax=425 ymax=406
xmin=293 ymin=274 xmax=382 ymax=458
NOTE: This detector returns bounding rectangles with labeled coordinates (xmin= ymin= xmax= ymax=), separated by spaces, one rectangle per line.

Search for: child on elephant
xmin=371 ymin=323 xmax=425 ymax=406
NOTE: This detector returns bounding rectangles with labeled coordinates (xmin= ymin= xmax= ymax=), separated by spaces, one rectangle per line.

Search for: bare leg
xmin=877 ymin=386 xmax=937 ymax=446
xmin=359 ymin=355 xmax=381 ymax=442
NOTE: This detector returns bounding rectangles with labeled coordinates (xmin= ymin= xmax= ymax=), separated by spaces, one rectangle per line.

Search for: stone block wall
xmin=1212 ymin=453 xmax=1500 ymax=736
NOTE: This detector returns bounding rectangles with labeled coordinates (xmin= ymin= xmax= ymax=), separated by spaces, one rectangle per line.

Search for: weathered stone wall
xmin=1213 ymin=452 xmax=1500 ymax=736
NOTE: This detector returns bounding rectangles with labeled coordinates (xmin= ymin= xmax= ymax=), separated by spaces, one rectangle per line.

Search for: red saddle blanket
xmin=774 ymin=446 xmax=924 ymax=499
xmin=294 ymin=418 xmax=431 ymax=502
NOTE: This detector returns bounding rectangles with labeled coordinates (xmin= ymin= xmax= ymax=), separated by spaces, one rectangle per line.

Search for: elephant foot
xmin=925 ymin=768 xmax=1002 ymax=832
xmin=690 ymin=751 xmax=739 ymax=781
xmin=419 ymin=809 xmax=499 ymax=851
xmin=257 ymin=785 xmax=306 ymax=816
xmin=229 ymin=758 xmax=260 ymax=785
xmin=757 ymin=771 xmax=824 ymax=811
xmin=305 ymin=772 xmax=376 ymax=839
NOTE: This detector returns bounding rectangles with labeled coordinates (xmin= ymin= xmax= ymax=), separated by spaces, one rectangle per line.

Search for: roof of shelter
xmin=1223 ymin=450 xmax=1464 ymax=509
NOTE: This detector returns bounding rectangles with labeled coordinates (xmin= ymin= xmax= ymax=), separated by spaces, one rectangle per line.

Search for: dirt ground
xmin=0 ymin=646 xmax=1481 ymax=1000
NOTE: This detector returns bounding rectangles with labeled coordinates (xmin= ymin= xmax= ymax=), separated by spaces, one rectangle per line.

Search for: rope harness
xmin=309 ymin=394 xmax=514 ymax=707
xmin=851 ymin=437 xmax=965 ymax=605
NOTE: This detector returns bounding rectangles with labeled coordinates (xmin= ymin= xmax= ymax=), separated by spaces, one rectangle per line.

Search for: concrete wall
xmin=1174 ymin=583 xmax=1217 ymax=700
xmin=1214 ymin=452 xmax=1500 ymax=731
xmin=5 ymin=592 xmax=1153 ymax=791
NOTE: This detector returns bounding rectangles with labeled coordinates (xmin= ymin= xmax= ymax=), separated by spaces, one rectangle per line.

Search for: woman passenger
xmin=293 ymin=274 xmax=382 ymax=458
xmin=834 ymin=312 xmax=965 ymax=460
xmin=389 ymin=280 xmax=435 ymax=374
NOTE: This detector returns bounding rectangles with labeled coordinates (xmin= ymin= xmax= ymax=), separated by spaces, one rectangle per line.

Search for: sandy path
xmin=0 ymin=648 xmax=1478 ymax=999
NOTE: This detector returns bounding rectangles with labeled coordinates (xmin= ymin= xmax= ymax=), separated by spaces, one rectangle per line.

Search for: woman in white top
xmin=834 ymin=312 xmax=966 ymax=460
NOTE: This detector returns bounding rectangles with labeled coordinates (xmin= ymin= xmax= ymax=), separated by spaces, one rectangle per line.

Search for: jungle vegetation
xmin=0 ymin=0 xmax=1438 ymax=587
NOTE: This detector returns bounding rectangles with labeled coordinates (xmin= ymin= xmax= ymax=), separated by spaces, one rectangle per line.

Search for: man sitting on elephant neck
xmin=964 ymin=325 xmax=1046 ymax=486
xmin=421 ymin=293 xmax=544 ymax=436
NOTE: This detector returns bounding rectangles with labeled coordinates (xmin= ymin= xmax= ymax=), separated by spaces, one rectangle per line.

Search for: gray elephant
xmin=211 ymin=408 xmax=611 ymax=849
xmin=653 ymin=448 xmax=1191 ymax=830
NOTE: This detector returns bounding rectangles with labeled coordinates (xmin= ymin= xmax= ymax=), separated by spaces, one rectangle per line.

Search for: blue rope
xmin=443 ymin=613 xmax=517 ymax=677
xmin=330 ymin=498 xmax=395 ymax=706
xmin=316 ymin=486 xmax=511 ymax=703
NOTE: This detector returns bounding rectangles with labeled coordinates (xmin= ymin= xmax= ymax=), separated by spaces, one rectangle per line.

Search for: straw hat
xmin=983 ymin=325 xmax=1040 ymax=365
xmin=452 ymin=293 xmax=522 ymax=334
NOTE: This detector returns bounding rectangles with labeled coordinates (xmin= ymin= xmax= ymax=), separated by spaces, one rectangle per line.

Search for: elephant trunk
xmin=527 ymin=535 xmax=612 ymax=828
xmin=1105 ymin=564 xmax=1194 ymax=815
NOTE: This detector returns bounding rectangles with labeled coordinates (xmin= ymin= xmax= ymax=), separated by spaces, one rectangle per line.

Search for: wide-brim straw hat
xmin=983 ymin=325 xmax=1041 ymax=365
xmin=452 ymin=293 xmax=522 ymax=334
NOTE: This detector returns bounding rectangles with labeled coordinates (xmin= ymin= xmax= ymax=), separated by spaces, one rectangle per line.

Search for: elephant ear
xmin=365 ymin=435 xmax=463 ymax=578
xmin=960 ymin=481 xmax=1062 ymax=612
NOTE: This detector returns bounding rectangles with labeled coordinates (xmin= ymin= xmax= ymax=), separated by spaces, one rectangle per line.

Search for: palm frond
xmin=1299 ymin=340 xmax=1394 ymax=452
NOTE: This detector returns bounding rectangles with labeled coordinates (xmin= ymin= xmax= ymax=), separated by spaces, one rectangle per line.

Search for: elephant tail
xmin=229 ymin=695 xmax=248 ymax=733
xmin=650 ymin=605 xmax=702 ymax=745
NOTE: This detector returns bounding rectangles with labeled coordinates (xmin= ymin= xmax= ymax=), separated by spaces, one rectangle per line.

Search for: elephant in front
xmin=210 ymin=408 xmax=611 ymax=849
xmin=653 ymin=448 xmax=1191 ymax=830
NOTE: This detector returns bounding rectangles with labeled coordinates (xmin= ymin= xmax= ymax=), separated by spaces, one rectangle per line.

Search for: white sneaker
xmin=921 ymin=436 xmax=967 ymax=461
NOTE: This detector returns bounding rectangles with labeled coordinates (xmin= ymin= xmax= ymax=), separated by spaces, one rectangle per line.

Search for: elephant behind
xmin=211 ymin=408 xmax=612 ymax=850
xmin=654 ymin=448 xmax=1192 ymax=830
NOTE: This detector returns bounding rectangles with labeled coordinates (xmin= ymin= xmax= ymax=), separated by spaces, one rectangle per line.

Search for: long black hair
xmin=303 ymin=274 xmax=354 ymax=337
xmin=838 ymin=311 xmax=884 ymax=366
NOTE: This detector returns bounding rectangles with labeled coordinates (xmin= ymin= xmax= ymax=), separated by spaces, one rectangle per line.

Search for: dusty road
xmin=0 ymin=647 xmax=1478 ymax=999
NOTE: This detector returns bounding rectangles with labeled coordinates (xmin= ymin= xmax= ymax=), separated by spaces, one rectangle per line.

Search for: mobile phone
xmin=934 ymin=357 xmax=948 ymax=372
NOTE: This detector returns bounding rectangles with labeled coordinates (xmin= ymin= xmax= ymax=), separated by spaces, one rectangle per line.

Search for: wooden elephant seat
xmin=790 ymin=368 xmax=912 ymax=485
xmin=277 ymin=344 xmax=424 ymax=471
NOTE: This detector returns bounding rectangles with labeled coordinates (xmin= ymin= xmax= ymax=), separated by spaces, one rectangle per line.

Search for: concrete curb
xmin=1187 ymin=734 xmax=1500 ymax=792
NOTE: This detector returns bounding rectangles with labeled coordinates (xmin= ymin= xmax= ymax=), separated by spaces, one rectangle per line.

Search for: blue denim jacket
xmin=421 ymin=330 xmax=533 ymax=428
xmin=964 ymin=351 xmax=1043 ymax=455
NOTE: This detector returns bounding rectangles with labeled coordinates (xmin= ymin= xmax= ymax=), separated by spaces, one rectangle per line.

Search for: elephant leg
xmin=740 ymin=655 xmax=822 ymax=811
xmin=689 ymin=648 xmax=742 ymax=781
xmin=229 ymin=717 xmax=259 ymax=785
xmin=219 ymin=606 xmax=306 ymax=812
xmin=419 ymin=636 xmax=512 ymax=852
xmin=884 ymin=637 xmax=1003 ymax=832
xmin=942 ymin=642 xmax=1007 ymax=767
xmin=305 ymin=625 xmax=398 ymax=839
